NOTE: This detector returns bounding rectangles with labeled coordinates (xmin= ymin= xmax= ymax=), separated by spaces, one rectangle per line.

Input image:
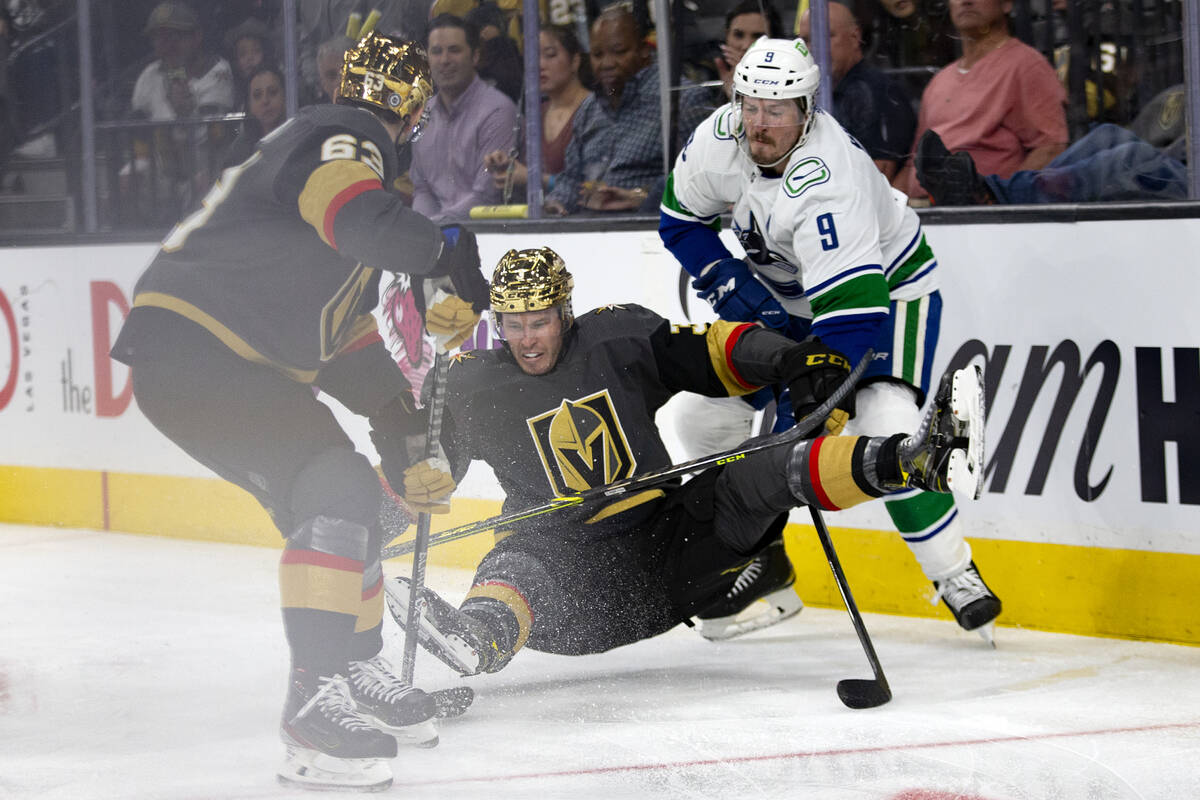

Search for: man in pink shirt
xmin=895 ymin=0 xmax=1067 ymax=203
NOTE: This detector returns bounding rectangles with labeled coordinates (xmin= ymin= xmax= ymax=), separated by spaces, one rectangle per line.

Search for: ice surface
xmin=1 ymin=524 xmax=1197 ymax=800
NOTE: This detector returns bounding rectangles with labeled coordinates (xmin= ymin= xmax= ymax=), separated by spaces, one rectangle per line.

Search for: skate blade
xmin=697 ymin=588 xmax=804 ymax=641
xmin=949 ymin=366 xmax=986 ymax=500
xmin=383 ymin=580 xmax=483 ymax=676
xmin=975 ymin=621 xmax=997 ymax=648
xmin=277 ymin=748 xmax=392 ymax=793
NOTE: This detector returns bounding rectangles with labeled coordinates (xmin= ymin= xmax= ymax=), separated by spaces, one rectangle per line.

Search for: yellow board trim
xmin=3 ymin=463 xmax=1198 ymax=645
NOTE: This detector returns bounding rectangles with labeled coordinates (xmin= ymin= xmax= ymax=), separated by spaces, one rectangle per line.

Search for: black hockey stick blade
xmin=836 ymin=678 xmax=892 ymax=709
xmin=380 ymin=348 xmax=873 ymax=560
xmin=431 ymin=685 xmax=475 ymax=718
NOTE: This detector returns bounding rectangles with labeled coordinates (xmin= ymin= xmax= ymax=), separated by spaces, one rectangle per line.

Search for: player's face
xmin=740 ymin=96 xmax=804 ymax=166
xmin=499 ymin=309 xmax=565 ymax=375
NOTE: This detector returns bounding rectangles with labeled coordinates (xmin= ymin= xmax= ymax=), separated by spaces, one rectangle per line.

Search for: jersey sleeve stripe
xmin=660 ymin=172 xmax=720 ymax=224
xmin=706 ymin=320 xmax=759 ymax=394
xmin=298 ymin=159 xmax=384 ymax=248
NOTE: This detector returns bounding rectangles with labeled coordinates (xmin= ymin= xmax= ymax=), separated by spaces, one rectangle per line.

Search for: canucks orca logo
xmin=527 ymin=390 xmax=636 ymax=494
xmin=734 ymin=210 xmax=796 ymax=273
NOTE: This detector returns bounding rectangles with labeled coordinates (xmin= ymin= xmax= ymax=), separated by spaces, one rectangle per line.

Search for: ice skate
xmin=934 ymin=560 xmax=1002 ymax=644
xmin=695 ymin=539 xmax=804 ymax=641
xmin=346 ymin=655 xmax=438 ymax=746
xmin=897 ymin=366 xmax=986 ymax=499
xmin=278 ymin=674 xmax=396 ymax=792
xmin=384 ymin=577 xmax=507 ymax=676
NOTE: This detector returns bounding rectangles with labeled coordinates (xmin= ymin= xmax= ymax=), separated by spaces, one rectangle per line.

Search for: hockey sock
xmin=885 ymin=490 xmax=971 ymax=581
xmin=787 ymin=435 xmax=895 ymax=511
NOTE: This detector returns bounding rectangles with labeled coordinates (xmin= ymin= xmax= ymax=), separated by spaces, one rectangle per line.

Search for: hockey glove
xmin=692 ymin=258 xmax=788 ymax=330
xmin=425 ymin=289 xmax=479 ymax=352
xmin=368 ymin=393 xmax=429 ymax=497
xmin=437 ymin=226 xmax=490 ymax=312
xmin=402 ymin=457 xmax=456 ymax=514
xmin=782 ymin=337 xmax=856 ymax=435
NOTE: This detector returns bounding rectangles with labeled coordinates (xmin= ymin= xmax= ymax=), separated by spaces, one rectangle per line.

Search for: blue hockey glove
xmin=692 ymin=258 xmax=788 ymax=330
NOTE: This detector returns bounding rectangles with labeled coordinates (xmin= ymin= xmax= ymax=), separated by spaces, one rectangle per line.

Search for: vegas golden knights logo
xmin=527 ymin=390 xmax=636 ymax=495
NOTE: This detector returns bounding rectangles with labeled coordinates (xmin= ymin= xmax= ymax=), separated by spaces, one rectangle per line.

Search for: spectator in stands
xmin=870 ymin=0 xmax=957 ymax=65
xmin=410 ymin=14 xmax=517 ymax=221
xmin=224 ymin=17 xmax=274 ymax=111
xmin=914 ymin=123 xmax=1187 ymax=205
xmin=310 ymin=34 xmax=354 ymax=104
xmin=298 ymin=2 xmax=423 ymax=102
xmin=709 ymin=0 xmax=783 ymax=106
xmin=123 ymin=2 xmax=235 ymax=222
xmin=466 ymin=1 xmax=523 ymax=102
xmin=481 ymin=25 xmax=591 ymax=201
xmin=895 ymin=0 xmax=1067 ymax=204
xmin=544 ymin=5 xmax=709 ymax=215
xmin=797 ymin=1 xmax=915 ymax=180
xmin=132 ymin=2 xmax=235 ymax=122
xmin=223 ymin=64 xmax=288 ymax=167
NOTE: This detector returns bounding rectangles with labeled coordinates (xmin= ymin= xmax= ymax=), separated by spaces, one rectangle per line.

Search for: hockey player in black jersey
xmin=385 ymin=246 xmax=987 ymax=680
xmin=110 ymin=32 xmax=490 ymax=792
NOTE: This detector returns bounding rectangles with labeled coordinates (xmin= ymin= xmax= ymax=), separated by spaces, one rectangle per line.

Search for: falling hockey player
xmin=111 ymin=31 xmax=489 ymax=792
xmin=384 ymin=246 xmax=988 ymax=680
xmin=657 ymin=36 xmax=1002 ymax=642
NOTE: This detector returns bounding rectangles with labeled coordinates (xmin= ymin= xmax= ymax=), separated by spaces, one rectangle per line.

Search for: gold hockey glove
xmin=425 ymin=290 xmax=479 ymax=352
xmin=403 ymin=457 xmax=456 ymax=514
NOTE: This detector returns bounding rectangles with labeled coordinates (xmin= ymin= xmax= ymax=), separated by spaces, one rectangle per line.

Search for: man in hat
xmin=131 ymin=1 xmax=234 ymax=121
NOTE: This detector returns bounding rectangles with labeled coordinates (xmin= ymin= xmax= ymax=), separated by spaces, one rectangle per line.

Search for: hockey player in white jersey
xmin=659 ymin=36 xmax=1001 ymax=641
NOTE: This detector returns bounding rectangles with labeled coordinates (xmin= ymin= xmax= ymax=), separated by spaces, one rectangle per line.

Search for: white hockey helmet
xmin=731 ymin=37 xmax=821 ymax=167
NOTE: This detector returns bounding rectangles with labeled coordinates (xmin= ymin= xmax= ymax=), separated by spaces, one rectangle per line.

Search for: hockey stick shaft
xmin=380 ymin=348 xmax=873 ymax=560
xmin=809 ymin=505 xmax=892 ymax=705
xmin=399 ymin=351 xmax=451 ymax=684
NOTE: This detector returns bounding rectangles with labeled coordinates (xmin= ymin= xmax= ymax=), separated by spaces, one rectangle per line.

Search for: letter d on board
xmin=90 ymin=281 xmax=131 ymax=417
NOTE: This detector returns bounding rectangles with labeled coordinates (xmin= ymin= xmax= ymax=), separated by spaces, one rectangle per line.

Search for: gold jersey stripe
xmin=133 ymin=292 xmax=318 ymax=382
xmin=279 ymin=562 xmax=364 ymax=615
xmin=465 ymin=581 xmax=535 ymax=652
xmin=705 ymin=320 xmax=759 ymax=396
xmin=584 ymin=489 xmax=665 ymax=523
xmin=298 ymin=159 xmax=384 ymax=248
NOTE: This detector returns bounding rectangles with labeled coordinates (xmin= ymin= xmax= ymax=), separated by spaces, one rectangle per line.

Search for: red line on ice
xmin=394 ymin=720 xmax=1200 ymax=787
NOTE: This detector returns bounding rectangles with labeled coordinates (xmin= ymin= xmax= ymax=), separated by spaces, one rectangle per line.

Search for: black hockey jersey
xmin=443 ymin=304 xmax=763 ymax=538
xmin=112 ymin=103 xmax=443 ymax=382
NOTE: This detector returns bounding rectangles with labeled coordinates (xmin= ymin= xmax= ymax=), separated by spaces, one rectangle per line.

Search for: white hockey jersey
xmin=662 ymin=105 xmax=937 ymax=332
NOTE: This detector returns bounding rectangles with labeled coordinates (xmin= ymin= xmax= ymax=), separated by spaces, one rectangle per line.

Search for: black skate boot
xmin=384 ymin=577 xmax=510 ymax=676
xmin=695 ymin=539 xmax=804 ymax=641
xmin=277 ymin=672 xmax=396 ymax=792
xmin=934 ymin=560 xmax=1002 ymax=643
xmin=915 ymin=130 xmax=996 ymax=206
xmin=895 ymin=366 xmax=986 ymax=499
xmin=346 ymin=655 xmax=439 ymax=746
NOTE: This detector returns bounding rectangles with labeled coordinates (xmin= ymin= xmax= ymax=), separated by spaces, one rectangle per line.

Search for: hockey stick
xmin=809 ymin=505 xmax=893 ymax=709
xmin=380 ymin=348 xmax=873 ymax=560
xmin=399 ymin=351 xmax=451 ymax=685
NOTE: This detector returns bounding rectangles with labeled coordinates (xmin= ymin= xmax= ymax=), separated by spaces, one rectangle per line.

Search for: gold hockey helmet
xmin=338 ymin=31 xmax=432 ymax=127
xmin=489 ymin=247 xmax=575 ymax=328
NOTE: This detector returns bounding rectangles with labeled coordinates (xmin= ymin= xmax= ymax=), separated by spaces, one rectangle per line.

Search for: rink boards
xmin=1 ymin=220 xmax=1198 ymax=644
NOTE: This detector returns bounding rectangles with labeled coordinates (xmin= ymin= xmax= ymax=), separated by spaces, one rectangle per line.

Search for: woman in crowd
xmin=222 ymin=64 xmax=286 ymax=167
xmin=482 ymin=25 xmax=591 ymax=201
